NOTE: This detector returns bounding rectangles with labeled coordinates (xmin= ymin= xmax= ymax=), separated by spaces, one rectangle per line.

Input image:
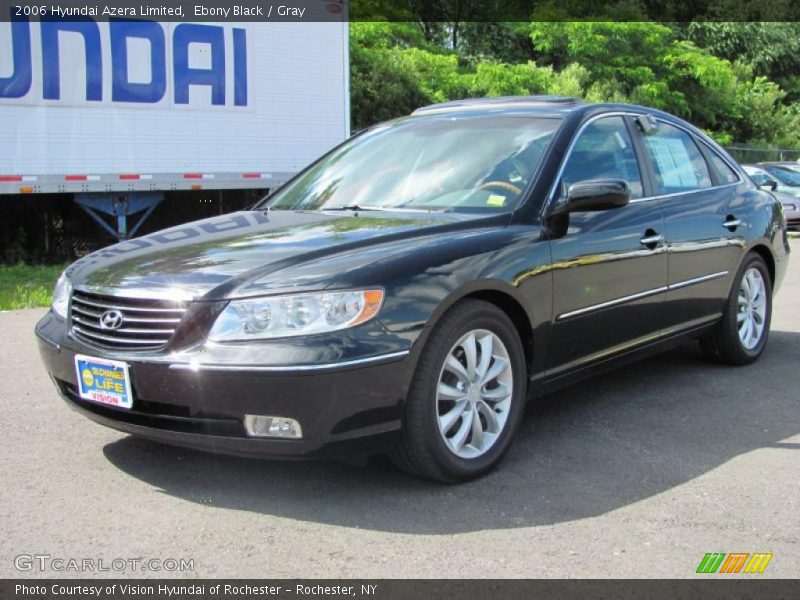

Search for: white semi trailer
xmin=0 ymin=13 xmax=349 ymax=238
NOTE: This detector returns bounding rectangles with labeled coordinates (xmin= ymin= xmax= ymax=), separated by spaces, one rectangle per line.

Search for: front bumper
xmin=36 ymin=312 xmax=416 ymax=459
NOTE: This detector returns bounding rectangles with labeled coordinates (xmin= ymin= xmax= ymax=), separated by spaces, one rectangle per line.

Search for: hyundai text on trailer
xmin=36 ymin=97 xmax=790 ymax=482
xmin=0 ymin=9 xmax=349 ymax=237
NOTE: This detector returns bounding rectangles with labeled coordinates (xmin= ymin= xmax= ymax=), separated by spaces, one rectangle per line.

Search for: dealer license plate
xmin=74 ymin=354 xmax=133 ymax=410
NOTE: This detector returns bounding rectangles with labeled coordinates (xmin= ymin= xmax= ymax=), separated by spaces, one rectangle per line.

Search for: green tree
xmin=349 ymin=20 xmax=800 ymax=148
xmin=684 ymin=22 xmax=800 ymax=102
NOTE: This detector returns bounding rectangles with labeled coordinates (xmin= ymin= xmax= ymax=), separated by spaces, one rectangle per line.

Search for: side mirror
xmin=760 ymin=181 xmax=778 ymax=192
xmin=555 ymin=179 xmax=631 ymax=213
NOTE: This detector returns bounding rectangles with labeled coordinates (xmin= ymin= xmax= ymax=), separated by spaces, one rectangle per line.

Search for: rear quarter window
xmin=702 ymin=145 xmax=740 ymax=184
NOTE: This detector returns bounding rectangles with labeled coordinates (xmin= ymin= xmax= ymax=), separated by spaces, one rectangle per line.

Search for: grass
xmin=0 ymin=264 xmax=65 ymax=310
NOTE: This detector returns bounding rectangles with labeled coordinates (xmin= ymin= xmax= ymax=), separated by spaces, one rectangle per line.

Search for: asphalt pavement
xmin=1 ymin=241 xmax=798 ymax=578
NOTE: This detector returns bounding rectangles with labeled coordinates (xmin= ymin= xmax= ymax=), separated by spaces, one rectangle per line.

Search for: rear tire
xmin=390 ymin=300 xmax=526 ymax=483
xmin=700 ymin=252 xmax=772 ymax=365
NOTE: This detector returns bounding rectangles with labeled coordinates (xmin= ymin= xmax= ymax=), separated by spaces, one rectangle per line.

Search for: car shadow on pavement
xmin=103 ymin=330 xmax=800 ymax=535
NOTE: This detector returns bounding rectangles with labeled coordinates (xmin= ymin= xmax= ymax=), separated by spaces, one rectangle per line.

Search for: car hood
xmin=773 ymin=190 xmax=800 ymax=205
xmin=777 ymin=185 xmax=800 ymax=198
xmin=67 ymin=209 xmax=499 ymax=300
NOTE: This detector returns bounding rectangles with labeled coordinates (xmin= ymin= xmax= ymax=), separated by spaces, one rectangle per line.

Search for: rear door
xmin=546 ymin=115 xmax=669 ymax=373
xmin=637 ymin=120 xmax=746 ymax=330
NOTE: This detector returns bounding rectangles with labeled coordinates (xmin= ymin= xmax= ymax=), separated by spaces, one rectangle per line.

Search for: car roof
xmin=411 ymin=95 xmax=584 ymax=115
xmin=410 ymin=95 xmax=665 ymax=118
xmin=408 ymin=95 xmax=696 ymax=130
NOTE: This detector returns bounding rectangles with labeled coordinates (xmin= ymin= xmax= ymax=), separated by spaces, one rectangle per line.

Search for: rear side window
xmin=642 ymin=122 xmax=712 ymax=194
xmin=561 ymin=116 xmax=643 ymax=199
xmin=703 ymin=145 xmax=740 ymax=184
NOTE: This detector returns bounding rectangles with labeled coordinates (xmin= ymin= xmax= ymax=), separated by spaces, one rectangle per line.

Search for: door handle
xmin=640 ymin=232 xmax=664 ymax=248
xmin=723 ymin=216 xmax=742 ymax=231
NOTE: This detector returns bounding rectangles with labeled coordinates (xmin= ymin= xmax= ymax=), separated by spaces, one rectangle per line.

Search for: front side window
xmin=642 ymin=122 xmax=712 ymax=194
xmin=561 ymin=116 xmax=643 ymax=199
xmin=265 ymin=116 xmax=562 ymax=212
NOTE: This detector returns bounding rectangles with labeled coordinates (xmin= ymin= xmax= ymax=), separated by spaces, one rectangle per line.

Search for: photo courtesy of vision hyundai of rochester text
xmin=36 ymin=97 xmax=790 ymax=482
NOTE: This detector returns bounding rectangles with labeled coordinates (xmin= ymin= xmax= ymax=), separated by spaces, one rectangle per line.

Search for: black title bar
xmin=1 ymin=0 xmax=800 ymax=22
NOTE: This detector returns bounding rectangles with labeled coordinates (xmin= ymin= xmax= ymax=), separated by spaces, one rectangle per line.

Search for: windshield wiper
xmin=387 ymin=204 xmax=444 ymax=213
xmin=321 ymin=204 xmax=382 ymax=212
xmin=321 ymin=204 xmax=444 ymax=213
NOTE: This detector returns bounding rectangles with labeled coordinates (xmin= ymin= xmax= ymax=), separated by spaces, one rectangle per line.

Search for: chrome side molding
xmin=667 ymin=271 xmax=729 ymax=291
xmin=557 ymin=271 xmax=729 ymax=321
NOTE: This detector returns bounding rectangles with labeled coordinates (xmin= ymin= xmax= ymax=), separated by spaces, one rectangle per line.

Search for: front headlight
xmin=208 ymin=289 xmax=384 ymax=341
xmin=51 ymin=272 xmax=72 ymax=319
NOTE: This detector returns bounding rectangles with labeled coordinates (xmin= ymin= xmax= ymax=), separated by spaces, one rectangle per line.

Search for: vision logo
xmin=696 ymin=552 xmax=773 ymax=574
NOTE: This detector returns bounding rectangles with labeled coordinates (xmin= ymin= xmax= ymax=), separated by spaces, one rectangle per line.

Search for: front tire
xmin=390 ymin=299 xmax=526 ymax=483
xmin=700 ymin=252 xmax=772 ymax=365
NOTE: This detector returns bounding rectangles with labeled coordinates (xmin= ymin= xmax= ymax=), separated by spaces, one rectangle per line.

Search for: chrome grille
xmin=70 ymin=290 xmax=187 ymax=351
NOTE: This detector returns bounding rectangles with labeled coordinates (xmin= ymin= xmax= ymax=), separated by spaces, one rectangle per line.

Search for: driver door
xmin=546 ymin=115 xmax=669 ymax=374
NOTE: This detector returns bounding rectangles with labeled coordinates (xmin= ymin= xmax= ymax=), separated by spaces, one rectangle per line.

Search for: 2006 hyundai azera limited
xmin=37 ymin=96 xmax=790 ymax=482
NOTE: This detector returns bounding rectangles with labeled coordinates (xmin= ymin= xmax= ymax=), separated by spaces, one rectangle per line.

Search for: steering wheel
xmin=477 ymin=180 xmax=524 ymax=198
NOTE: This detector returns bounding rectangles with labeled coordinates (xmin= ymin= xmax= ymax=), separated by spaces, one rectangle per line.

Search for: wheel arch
xmin=748 ymin=243 xmax=776 ymax=287
xmin=721 ymin=243 xmax=776 ymax=302
xmin=414 ymin=281 xmax=536 ymax=379
xmin=465 ymin=289 xmax=535 ymax=377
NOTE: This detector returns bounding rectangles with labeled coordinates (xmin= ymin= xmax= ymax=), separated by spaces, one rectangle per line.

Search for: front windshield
xmin=264 ymin=116 xmax=561 ymax=212
xmin=744 ymin=167 xmax=773 ymax=185
xmin=765 ymin=166 xmax=800 ymax=186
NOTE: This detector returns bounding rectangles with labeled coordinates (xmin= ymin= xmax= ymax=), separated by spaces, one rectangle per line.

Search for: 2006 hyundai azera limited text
xmin=37 ymin=96 xmax=790 ymax=482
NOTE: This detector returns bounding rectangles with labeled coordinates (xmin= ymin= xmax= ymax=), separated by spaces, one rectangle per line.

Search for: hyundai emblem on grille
xmin=99 ymin=310 xmax=124 ymax=330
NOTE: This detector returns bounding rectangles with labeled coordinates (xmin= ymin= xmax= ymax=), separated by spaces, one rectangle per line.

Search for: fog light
xmin=244 ymin=415 xmax=302 ymax=439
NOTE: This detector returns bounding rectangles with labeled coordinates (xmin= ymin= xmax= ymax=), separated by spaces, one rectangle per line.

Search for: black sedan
xmin=36 ymin=97 xmax=790 ymax=482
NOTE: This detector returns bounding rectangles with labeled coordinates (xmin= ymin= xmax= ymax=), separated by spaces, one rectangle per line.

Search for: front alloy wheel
xmin=436 ymin=329 xmax=513 ymax=459
xmin=391 ymin=299 xmax=526 ymax=483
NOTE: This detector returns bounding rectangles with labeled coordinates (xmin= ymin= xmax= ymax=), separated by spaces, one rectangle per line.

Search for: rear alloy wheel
xmin=391 ymin=300 xmax=526 ymax=483
xmin=701 ymin=252 xmax=772 ymax=365
xmin=737 ymin=267 xmax=768 ymax=350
